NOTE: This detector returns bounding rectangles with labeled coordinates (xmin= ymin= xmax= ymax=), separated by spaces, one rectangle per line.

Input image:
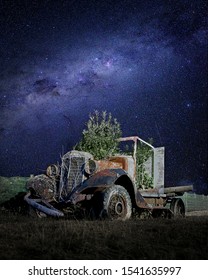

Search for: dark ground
xmin=0 ymin=211 xmax=207 ymax=260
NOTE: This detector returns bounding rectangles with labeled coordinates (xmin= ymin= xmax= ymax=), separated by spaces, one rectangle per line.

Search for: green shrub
xmin=75 ymin=111 xmax=122 ymax=160
xmin=75 ymin=111 xmax=154 ymax=189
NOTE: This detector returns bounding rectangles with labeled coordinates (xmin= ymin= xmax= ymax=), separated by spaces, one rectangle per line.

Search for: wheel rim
xmin=176 ymin=200 xmax=185 ymax=216
xmin=115 ymin=201 xmax=123 ymax=215
xmin=108 ymin=194 xmax=126 ymax=219
xmin=170 ymin=198 xmax=185 ymax=217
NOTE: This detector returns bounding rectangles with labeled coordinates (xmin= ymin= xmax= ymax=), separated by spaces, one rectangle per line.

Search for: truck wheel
xmin=100 ymin=185 xmax=132 ymax=220
xmin=170 ymin=198 xmax=185 ymax=218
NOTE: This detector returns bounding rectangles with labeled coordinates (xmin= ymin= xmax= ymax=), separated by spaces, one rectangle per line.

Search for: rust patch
xmin=143 ymin=197 xmax=165 ymax=207
xmin=97 ymin=160 xmax=122 ymax=171
xmin=108 ymin=156 xmax=129 ymax=172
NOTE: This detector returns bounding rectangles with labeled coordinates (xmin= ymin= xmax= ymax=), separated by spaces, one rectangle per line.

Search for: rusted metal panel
xmin=108 ymin=156 xmax=135 ymax=181
xmin=135 ymin=190 xmax=151 ymax=208
xmin=97 ymin=159 xmax=122 ymax=170
xmin=153 ymin=147 xmax=165 ymax=190
xmin=143 ymin=197 xmax=165 ymax=207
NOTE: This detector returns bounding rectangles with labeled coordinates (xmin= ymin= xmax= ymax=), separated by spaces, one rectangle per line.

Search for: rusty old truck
xmin=24 ymin=136 xmax=193 ymax=219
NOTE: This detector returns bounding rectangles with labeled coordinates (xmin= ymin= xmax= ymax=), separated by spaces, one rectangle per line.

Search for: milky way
xmin=0 ymin=0 xmax=207 ymax=193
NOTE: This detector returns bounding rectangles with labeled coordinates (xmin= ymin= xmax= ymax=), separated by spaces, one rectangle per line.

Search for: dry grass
xmin=0 ymin=211 xmax=207 ymax=260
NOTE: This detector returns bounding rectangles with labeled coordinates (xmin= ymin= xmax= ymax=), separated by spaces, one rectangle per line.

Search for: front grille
xmin=59 ymin=151 xmax=93 ymax=200
xmin=67 ymin=156 xmax=85 ymax=193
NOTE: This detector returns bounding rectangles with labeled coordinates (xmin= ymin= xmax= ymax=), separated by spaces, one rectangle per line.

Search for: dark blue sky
xmin=0 ymin=0 xmax=207 ymax=194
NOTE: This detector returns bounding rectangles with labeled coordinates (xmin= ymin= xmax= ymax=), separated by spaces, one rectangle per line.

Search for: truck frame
xmin=24 ymin=136 xmax=193 ymax=219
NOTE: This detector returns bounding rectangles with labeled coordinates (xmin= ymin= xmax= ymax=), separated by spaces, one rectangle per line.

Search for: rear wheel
xmin=96 ymin=185 xmax=132 ymax=220
xmin=170 ymin=198 xmax=185 ymax=217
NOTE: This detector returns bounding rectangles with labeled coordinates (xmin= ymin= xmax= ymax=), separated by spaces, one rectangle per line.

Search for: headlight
xmin=46 ymin=164 xmax=60 ymax=178
xmin=84 ymin=159 xmax=98 ymax=176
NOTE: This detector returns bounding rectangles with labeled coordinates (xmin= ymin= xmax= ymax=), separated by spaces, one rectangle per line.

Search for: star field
xmin=0 ymin=0 xmax=207 ymax=193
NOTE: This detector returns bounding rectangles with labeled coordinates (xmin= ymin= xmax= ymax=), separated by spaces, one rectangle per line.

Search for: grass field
xmin=0 ymin=211 xmax=207 ymax=260
xmin=182 ymin=192 xmax=208 ymax=212
xmin=0 ymin=176 xmax=28 ymax=204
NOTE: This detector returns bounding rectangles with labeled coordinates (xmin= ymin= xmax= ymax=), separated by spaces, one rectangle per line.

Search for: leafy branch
xmin=75 ymin=111 xmax=122 ymax=160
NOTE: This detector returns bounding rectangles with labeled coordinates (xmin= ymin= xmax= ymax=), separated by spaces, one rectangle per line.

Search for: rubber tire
xmin=170 ymin=198 xmax=185 ymax=218
xmin=99 ymin=185 xmax=132 ymax=220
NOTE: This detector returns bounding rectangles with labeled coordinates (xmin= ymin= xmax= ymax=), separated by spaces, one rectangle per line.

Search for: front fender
xmin=85 ymin=168 xmax=127 ymax=188
xmin=69 ymin=169 xmax=127 ymax=200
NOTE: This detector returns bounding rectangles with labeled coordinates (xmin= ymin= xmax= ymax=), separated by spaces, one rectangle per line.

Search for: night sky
xmin=0 ymin=0 xmax=207 ymax=194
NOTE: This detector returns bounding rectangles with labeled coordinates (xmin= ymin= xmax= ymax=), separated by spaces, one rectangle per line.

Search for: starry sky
xmin=0 ymin=0 xmax=207 ymax=194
